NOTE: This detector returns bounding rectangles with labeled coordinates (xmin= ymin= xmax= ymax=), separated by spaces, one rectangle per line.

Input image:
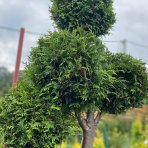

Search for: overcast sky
xmin=0 ymin=0 xmax=148 ymax=71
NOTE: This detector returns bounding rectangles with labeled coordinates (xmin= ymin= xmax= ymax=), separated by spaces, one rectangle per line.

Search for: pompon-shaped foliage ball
xmin=0 ymin=81 xmax=74 ymax=147
xmin=101 ymin=53 xmax=148 ymax=114
xmin=26 ymin=29 xmax=114 ymax=112
xmin=50 ymin=0 xmax=116 ymax=36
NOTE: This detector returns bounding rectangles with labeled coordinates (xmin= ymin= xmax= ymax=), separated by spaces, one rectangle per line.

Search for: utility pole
xmin=3 ymin=28 xmax=25 ymax=148
xmin=121 ymin=39 xmax=127 ymax=53
xmin=12 ymin=28 xmax=25 ymax=87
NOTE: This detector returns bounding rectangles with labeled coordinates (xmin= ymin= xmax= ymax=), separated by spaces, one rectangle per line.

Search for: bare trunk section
xmin=75 ymin=111 xmax=101 ymax=148
xmin=82 ymin=126 xmax=96 ymax=148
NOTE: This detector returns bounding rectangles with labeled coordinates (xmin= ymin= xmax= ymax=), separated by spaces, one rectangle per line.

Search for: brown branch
xmin=94 ymin=112 xmax=101 ymax=125
xmin=75 ymin=112 xmax=89 ymax=131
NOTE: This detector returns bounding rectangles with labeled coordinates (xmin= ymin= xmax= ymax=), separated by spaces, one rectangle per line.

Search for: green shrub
xmin=50 ymin=0 xmax=116 ymax=36
xmin=102 ymin=53 xmax=148 ymax=114
xmin=0 ymin=81 xmax=74 ymax=147
xmin=26 ymin=29 xmax=114 ymax=112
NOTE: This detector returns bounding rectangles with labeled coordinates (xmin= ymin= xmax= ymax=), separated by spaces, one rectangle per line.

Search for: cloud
xmin=107 ymin=0 xmax=148 ymax=41
xmin=0 ymin=41 xmax=17 ymax=71
xmin=0 ymin=0 xmax=54 ymax=34
xmin=105 ymin=0 xmax=148 ymax=63
xmin=0 ymin=0 xmax=53 ymax=71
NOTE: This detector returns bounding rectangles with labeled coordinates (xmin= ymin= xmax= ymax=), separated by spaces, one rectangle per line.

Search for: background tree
xmin=0 ymin=67 xmax=12 ymax=97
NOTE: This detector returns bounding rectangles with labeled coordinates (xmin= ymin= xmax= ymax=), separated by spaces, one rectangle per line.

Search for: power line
xmin=0 ymin=25 xmax=19 ymax=32
xmin=0 ymin=25 xmax=42 ymax=36
xmin=127 ymin=41 xmax=148 ymax=49
xmin=0 ymin=25 xmax=148 ymax=49
xmin=104 ymin=40 xmax=148 ymax=50
xmin=104 ymin=40 xmax=122 ymax=43
xmin=26 ymin=31 xmax=43 ymax=36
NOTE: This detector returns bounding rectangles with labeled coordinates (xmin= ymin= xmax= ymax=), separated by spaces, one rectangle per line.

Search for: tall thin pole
xmin=4 ymin=28 xmax=25 ymax=148
xmin=103 ymin=127 xmax=109 ymax=148
xmin=122 ymin=39 xmax=127 ymax=53
xmin=12 ymin=28 xmax=25 ymax=86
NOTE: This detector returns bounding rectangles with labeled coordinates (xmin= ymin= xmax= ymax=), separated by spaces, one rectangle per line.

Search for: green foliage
xmin=143 ymin=99 xmax=148 ymax=105
xmin=130 ymin=116 xmax=148 ymax=148
xmin=101 ymin=53 xmax=148 ymax=114
xmin=26 ymin=29 xmax=114 ymax=112
xmin=101 ymin=116 xmax=148 ymax=148
xmin=131 ymin=116 xmax=143 ymax=143
xmin=100 ymin=116 xmax=132 ymax=134
xmin=26 ymin=29 xmax=148 ymax=115
xmin=108 ymin=128 xmax=129 ymax=148
xmin=0 ymin=67 xmax=12 ymax=97
xmin=50 ymin=0 xmax=116 ymax=36
xmin=0 ymin=81 xmax=74 ymax=147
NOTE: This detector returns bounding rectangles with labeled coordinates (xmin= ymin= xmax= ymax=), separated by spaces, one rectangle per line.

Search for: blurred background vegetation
xmin=0 ymin=67 xmax=12 ymax=97
xmin=58 ymin=113 xmax=148 ymax=148
xmin=1 ymin=66 xmax=148 ymax=148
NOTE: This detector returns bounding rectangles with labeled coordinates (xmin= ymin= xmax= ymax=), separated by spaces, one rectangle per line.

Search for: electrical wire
xmin=127 ymin=41 xmax=148 ymax=49
xmin=0 ymin=25 xmax=148 ymax=49
xmin=0 ymin=25 xmax=42 ymax=36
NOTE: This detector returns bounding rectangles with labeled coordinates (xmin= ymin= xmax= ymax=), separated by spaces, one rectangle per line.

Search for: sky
xmin=0 ymin=0 xmax=148 ymax=71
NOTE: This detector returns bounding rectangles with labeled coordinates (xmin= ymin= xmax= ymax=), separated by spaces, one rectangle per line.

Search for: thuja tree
xmin=49 ymin=0 xmax=148 ymax=147
xmin=0 ymin=79 xmax=75 ymax=147
xmin=0 ymin=0 xmax=148 ymax=148
xmin=24 ymin=30 xmax=147 ymax=148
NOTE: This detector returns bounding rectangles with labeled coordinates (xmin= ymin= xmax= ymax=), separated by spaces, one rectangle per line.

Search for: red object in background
xmin=12 ymin=28 xmax=25 ymax=87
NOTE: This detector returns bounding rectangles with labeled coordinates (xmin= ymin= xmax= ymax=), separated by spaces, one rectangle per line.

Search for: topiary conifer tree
xmin=0 ymin=78 xmax=75 ymax=147
xmin=50 ymin=0 xmax=116 ymax=36
xmin=23 ymin=30 xmax=147 ymax=148
xmin=49 ymin=0 xmax=148 ymax=147
xmin=0 ymin=0 xmax=148 ymax=148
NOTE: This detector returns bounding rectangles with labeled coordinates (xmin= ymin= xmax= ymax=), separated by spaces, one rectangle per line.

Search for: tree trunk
xmin=82 ymin=126 xmax=96 ymax=148
xmin=75 ymin=111 xmax=101 ymax=148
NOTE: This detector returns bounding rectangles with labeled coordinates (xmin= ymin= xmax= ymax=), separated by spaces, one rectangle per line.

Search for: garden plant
xmin=0 ymin=0 xmax=148 ymax=148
